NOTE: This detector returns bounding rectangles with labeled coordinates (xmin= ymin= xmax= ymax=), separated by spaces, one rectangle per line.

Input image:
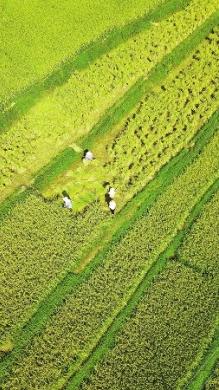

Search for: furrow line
xmin=0 ymin=108 xmax=217 ymax=383
xmin=1 ymin=11 xmax=218 ymax=222
xmin=64 ymin=179 xmax=219 ymax=390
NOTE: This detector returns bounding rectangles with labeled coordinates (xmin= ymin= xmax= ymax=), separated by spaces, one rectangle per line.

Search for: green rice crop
xmin=77 ymin=189 xmax=219 ymax=390
xmin=1 ymin=0 xmax=218 ymax=202
xmin=0 ymin=195 xmax=107 ymax=344
xmin=178 ymin=191 xmax=219 ymax=277
xmin=205 ymin=362 xmax=219 ymax=389
xmin=2 ymin=131 xmax=218 ymax=389
xmin=0 ymin=0 xmax=163 ymax=103
xmin=45 ymin=25 xmax=219 ymax=208
xmin=79 ymin=262 xmax=218 ymax=390
xmin=106 ymin=26 xmax=219 ymax=196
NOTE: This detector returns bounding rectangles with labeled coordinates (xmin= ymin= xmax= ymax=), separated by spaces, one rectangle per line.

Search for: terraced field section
xmin=1 ymin=0 xmax=166 ymax=103
xmin=1 ymin=129 xmax=218 ymax=388
xmin=0 ymin=1 xmax=219 ymax=389
xmin=1 ymin=0 xmax=219 ymax=202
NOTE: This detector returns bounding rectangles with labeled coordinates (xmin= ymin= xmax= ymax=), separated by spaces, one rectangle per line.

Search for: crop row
xmin=106 ymin=25 xmax=219 ymax=197
xmin=0 ymin=0 xmax=162 ymax=103
xmin=46 ymin=22 xmax=219 ymax=208
xmin=205 ymin=362 xmax=219 ymax=389
xmin=0 ymin=195 xmax=108 ymax=345
xmin=0 ymin=106 xmax=216 ymax=377
xmin=0 ymin=102 xmax=216 ymax=356
xmin=76 ymin=188 xmax=219 ymax=390
xmin=2 ymin=131 xmax=218 ymax=389
xmin=178 ymin=190 xmax=219 ymax=277
xmin=79 ymin=262 xmax=218 ymax=390
xmin=1 ymin=0 xmax=217 ymax=201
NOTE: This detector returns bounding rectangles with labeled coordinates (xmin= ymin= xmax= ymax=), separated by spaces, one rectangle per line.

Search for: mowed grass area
xmin=0 ymin=0 xmax=219 ymax=389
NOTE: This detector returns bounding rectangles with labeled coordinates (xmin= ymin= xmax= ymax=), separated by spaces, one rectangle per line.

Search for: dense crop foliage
xmin=1 ymin=0 xmax=218 ymax=202
xmin=0 ymin=0 xmax=162 ymax=102
xmin=205 ymin=362 xmax=219 ymax=389
xmin=45 ymin=22 xmax=219 ymax=206
xmin=1 ymin=1 xmax=219 ymax=388
xmin=106 ymin=26 xmax=219 ymax=196
xmin=0 ymin=195 xmax=107 ymax=343
xmin=79 ymin=263 xmax=218 ymax=390
xmin=179 ymin=191 xmax=219 ymax=277
xmin=2 ymin=133 xmax=218 ymax=389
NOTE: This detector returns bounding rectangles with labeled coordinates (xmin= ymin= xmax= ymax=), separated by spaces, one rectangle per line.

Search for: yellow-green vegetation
xmin=78 ymin=262 xmax=218 ymax=390
xmin=205 ymin=362 xmax=219 ymax=389
xmin=0 ymin=0 xmax=164 ymax=103
xmin=44 ymin=25 xmax=219 ymax=209
xmin=1 ymin=0 xmax=218 ymax=202
xmin=179 ymin=191 xmax=219 ymax=277
xmin=0 ymin=195 xmax=107 ymax=343
xmin=0 ymin=1 xmax=219 ymax=389
xmin=1 ymin=131 xmax=218 ymax=389
xmin=77 ymin=190 xmax=219 ymax=390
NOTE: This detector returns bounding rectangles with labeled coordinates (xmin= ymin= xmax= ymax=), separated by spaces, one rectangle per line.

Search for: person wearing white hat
xmin=63 ymin=196 xmax=72 ymax=210
xmin=109 ymin=199 xmax=116 ymax=215
xmin=108 ymin=187 xmax=116 ymax=199
xmin=84 ymin=150 xmax=94 ymax=161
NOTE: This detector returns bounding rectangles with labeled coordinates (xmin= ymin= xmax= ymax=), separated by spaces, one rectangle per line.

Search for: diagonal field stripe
xmin=0 ymin=0 xmax=189 ymax=135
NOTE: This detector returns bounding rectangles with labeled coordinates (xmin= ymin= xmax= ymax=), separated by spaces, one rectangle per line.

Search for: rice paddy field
xmin=0 ymin=0 xmax=219 ymax=389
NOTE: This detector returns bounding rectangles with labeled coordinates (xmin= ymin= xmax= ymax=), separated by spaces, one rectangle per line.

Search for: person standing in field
xmin=106 ymin=185 xmax=117 ymax=215
xmin=83 ymin=149 xmax=94 ymax=162
xmin=109 ymin=199 xmax=116 ymax=215
xmin=62 ymin=191 xmax=73 ymax=210
xmin=108 ymin=186 xmax=116 ymax=199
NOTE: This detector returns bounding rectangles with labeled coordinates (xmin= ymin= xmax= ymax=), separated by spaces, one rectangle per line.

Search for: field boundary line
xmin=1 ymin=10 xmax=219 ymax=220
xmin=0 ymin=110 xmax=218 ymax=383
xmin=62 ymin=181 xmax=219 ymax=390
xmin=0 ymin=0 xmax=189 ymax=135
xmin=184 ymin=325 xmax=219 ymax=390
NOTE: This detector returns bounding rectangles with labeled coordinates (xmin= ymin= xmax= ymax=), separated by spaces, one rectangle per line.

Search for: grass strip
xmin=64 ymin=180 xmax=219 ymax=390
xmin=0 ymin=109 xmax=217 ymax=383
xmin=33 ymin=8 xmax=219 ymax=192
xmin=185 ymin=327 xmax=219 ymax=390
xmin=0 ymin=10 xmax=218 ymax=218
xmin=0 ymin=0 xmax=189 ymax=135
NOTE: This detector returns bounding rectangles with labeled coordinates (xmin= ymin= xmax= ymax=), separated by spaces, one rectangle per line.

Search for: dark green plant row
xmin=178 ymin=188 xmax=219 ymax=277
xmin=204 ymin=359 xmax=219 ymax=390
xmin=0 ymin=0 xmax=189 ymax=135
xmin=185 ymin=328 xmax=219 ymax=390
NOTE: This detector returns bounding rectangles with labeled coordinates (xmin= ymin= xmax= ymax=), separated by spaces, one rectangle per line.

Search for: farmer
xmin=108 ymin=186 xmax=116 ymax=199
xmin=109 ymin=199 xmax=116 ymax=215
xmin=83 ymin=149 xmax=94 ymax=161
xmin=62 ymin=192 xmax=73 ymax=210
